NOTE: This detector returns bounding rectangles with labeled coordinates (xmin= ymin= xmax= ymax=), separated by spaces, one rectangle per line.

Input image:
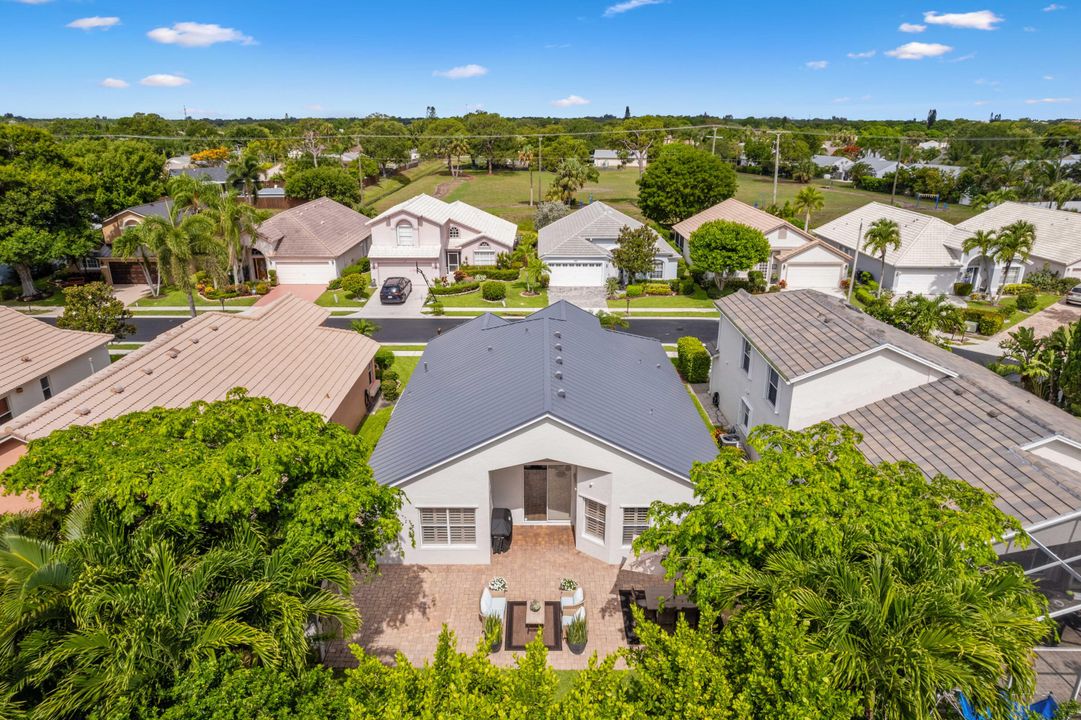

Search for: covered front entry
xmin=523 ymin=464 xmax=574 ymax=521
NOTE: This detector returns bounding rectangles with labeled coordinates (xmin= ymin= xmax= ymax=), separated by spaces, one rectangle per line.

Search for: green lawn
xmin=435 ymin=310 xmax=533 ymax=317
xmin=357 ymin=406 xmax=391 ymax=447
xmin=436 ymin=281 xmax=548 ymax=308
xmin=968 ymin=293 xmax=1063 ymax=333
xmin=1 ymin=291 xmax=66 ymax=307
xmin=608 ymin=285 xmax=715 ymax=309
xmin=380 ymin=344 xmax=426 ymax=352
xmin=392 ymin=355 xmax=420 ymax=388
xmin=315 ymin=287 xmax=367 ymax=308
xmin=132 ymin=287 xmax=260 ymax=308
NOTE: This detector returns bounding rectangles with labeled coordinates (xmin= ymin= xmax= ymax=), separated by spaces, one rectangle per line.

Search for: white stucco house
xmin=369 ymin=301 xmax=718 ymax=565
xmin=254 ymin=197 xmax=372 ymax=284
xmin=537 ymin=202 xmax=679 ymax=287
xmin=592 ymin=149 xmax=646 ymax=169
xmin=812 ymin=154 xmax=854 ymax=180
xmin=814 ymin=202 xmax=961 ymax=294
xmin=673 ymin=199 xmax=850 ymax=293
xmin=857 ymin=153 xmax=900 ymax=178
xmin=365 ymin=194 xmax=518 ymax=288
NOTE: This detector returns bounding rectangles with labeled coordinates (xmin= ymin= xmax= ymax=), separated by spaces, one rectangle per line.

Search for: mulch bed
xmin=505 ymin=601 xmax=562 ymax=651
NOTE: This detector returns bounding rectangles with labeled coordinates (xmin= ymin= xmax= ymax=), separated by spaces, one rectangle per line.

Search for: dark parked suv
xmin=379 ymin=277 xmax=412 ymax=304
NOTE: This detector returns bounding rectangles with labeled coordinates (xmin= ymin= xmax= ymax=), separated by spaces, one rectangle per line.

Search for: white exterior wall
xmin=708 ymin=316 xmax=793 ymax=437
xmin=387 ymin=418 xmax=694 ymax=566
xmin=4 ymin=347 xmax=110 ymax=418
xmin=1029 ymin=439 xmax=1081 ymax=475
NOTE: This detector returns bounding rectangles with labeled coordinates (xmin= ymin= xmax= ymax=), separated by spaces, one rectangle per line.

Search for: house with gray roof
xmin=370 ymin=300 xmax=718 ymax=565
xmin=168 ymin=165 xmax=229 ymax=185
xmin=538 ymin=202 xmax=678 ymax=288
xmin=708 ymin=289 xmax=1081 ymax=615
xmin=592 ymin=149 xmax=647 ymax=169
xmin=856 ymin=153 xmax=900 ymax=178
xmin=812 ymin=154 xmax=854 ymax=180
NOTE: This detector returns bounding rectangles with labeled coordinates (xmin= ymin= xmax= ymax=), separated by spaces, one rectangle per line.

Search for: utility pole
xmin=711 ymin=126 xmax=717 ymax=156
xmin=772 ymin=132 xmax=781 ymax=204
xmin=357 ymin=145 xmax=365 ymax=205
xmin=538 ymin=137 xmax=543 ymax=202
xmin=846 ymin=220 xmax=864 ymax=305
xmin=889 ymin=137 xmax=905 ymax=206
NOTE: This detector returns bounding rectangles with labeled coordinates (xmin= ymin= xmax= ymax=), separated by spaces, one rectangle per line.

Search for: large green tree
xmin=605 ymin=116 xmax=665 ymax=175
xmin=544 ymin=158 xmax=599 ymax=204
xmin=610 ymin=224 xmax=658 ymax=283
xmin=284 ymin=167 xmax=360 ymax=207
xmin=687 ymin=219 xmax=769 ymax=292
xmin=64 ymin=139 xmax=167 ymax=218
xmin=463 ymin=112 xmax=516 ymax=174
xmin=361 ymin=118 xmax=411 ymax=176
xmin=637 ymin=144 xmax=738 ymax=227
xmin=55 ymin=281 xmax=134 ymax=339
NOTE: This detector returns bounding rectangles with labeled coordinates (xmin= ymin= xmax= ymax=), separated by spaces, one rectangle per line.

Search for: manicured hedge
xmin=1000 ymin=283 xmax=1034 ymax=296
xmin=677 ymin=336 xmax=711 ymax=383
xmin=429 ymin=281 xmax=481 ymax=296
xmin=644 ymin=283 xmax=671 ymax=296
xmin=625 ymin=284 xmax=644 ymax=298
xmin=953 ymin=282 xmax=973 ymax=297
xmin=340 ymin=273 xmax=369 ymax=298
xmin=481 ymin=281 xmax=507 ymax=301
xmin=1015 ymin=291 xmax=1038 ymax=311
xmin=963 ymin=307 xmax=1006 ymax=336
xmin=460 ymin=266 xmax=520 ymax=281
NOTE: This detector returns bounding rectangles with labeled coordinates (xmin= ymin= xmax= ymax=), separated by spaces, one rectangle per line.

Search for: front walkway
xmin=254 ymin=283 xmax=326 ymax=306
xmin=325 ymin=527 xmax=673 ymax=670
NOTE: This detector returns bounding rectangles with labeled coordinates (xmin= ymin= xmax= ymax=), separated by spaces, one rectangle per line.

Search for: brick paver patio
xmin=325 ymin=526 xmax=672 ymax=670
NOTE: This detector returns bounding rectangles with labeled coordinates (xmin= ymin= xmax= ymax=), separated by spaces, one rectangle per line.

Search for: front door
xmin=523 ymin=464 xmax=574 ymax=522
xmin=446 ymin=251 xmax=460 ymax=275
xmin=524 ymin=465 xmax=547 ymax=520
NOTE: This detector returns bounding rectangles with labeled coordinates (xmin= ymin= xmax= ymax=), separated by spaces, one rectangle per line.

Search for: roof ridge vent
xmin=166 ymin=348 xmax=180 ymax=359
xmin=555 ymin=356 xmax=563 ymax=365
xmin=556 ymin=388 xmax=566 ymax=398
xmin=20 ymin=356 xmax=31 ymax=363
xmin=111 ymin=384 xmax=125 ymax=394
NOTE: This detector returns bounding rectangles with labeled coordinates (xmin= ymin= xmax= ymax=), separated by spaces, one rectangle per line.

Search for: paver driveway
xmin=324 ymin=527 xmax=673 ymax=670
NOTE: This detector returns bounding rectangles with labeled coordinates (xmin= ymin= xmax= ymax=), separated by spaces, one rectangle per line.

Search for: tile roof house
xmin=370 ymin=301 xmax=718 ymax=565
xmin=673 ymin=199 xmax=850 ymax=294
xmin=537 ymin=202 xmax=679 ymax=287
xmin=98 ymin=199 xmax=179 ymax=285
xmin=253 ymin=197 xmax=372 ymax=284
xmin=1 ymin=296 xmax=379 ymax=456
xmin=365 ymin=194 xmax=517 ymax=288
xmin=813 ymin=202 xmax=961 ymax=294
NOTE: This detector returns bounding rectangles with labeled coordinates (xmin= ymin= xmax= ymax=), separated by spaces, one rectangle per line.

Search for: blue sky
xmin=1 ymin=0 xmax=1077 ymax=120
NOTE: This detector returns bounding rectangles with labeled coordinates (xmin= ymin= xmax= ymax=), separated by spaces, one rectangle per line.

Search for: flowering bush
xmin=488 ymin=576 xmax=507 ymax=592
xmin=559 ymin=578 xmax=578 ymax=591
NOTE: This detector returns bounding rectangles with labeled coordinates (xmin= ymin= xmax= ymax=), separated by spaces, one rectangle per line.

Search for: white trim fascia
xmin=1001 ymin=508 xmax=1081 ymax=541
xmin=1021 ymin=434 xmax=1081 ymax=453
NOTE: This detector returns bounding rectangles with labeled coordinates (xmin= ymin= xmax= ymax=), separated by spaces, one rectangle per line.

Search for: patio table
xmin=525 ymin=601 xmax=545 ymax=628
xmin=641 ymin=587 xmax=693 ymax=611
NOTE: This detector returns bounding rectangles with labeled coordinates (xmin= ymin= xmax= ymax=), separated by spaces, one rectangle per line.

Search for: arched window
xmin=449 ymin=226 xmax=460 ymax=239
xmin=396 ymin=221 xmax=415 ymax=247
xmin=473 ymin=241 xmax=495 ymax=267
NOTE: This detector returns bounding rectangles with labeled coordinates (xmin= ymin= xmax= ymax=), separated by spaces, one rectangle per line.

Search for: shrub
xmin=747 ymin=270 xmax=766 ymax=294
xmin=854 ymin=286 xmax=877 ymax=306
xmin=1024 ymin=265 xmax=1062 ymax=292
xmin=268 ymin=269 xmax=278 ymax=286
xmin=341 ymin=264 xmax=362 ymax=277
xmin=953 ymin=281 xmax=973 ymax=297
xmin=381 ymin=369 xmax=399 ymax=384
xmin=1058 ymin=277 xmax=1081 ymax=293
xmin=644 ymin=282 xmax=671 ymax=296
xmin=481 ymin=281 xmax=507 ymax=301
xmin=359 ymin=257 xmax=371 ymax=273
xmin=999 ymin=283 xmax=1034 ymax=296
xmin=677 ymin=336 xmax=711 ymax=383
xmin=605 ymin=277 xmax=619 ymax=298
xmin=340 ymin=273 xmax=369 ymax=298
xmin=382 ymin=378 xmax=401 ymax=402
xmin=374 ymin=348 xmax=395 ymax=373
xmin=0 ymin=285 xmax=17 ymax=301
xmin=625 ymin=284 xmax=644 ymax=298
xmin=327 ymin=277 xmax=342 ymax=290
xmin=964 ymin=308 xmax=1005 ymax=336
xmin=680 ymin=279 xmax=697 ymax=296
xmin=430 ymin=301 xmax=445 ymax=316
xmin=453 ymin=269 xmax=467 ymax=283
xmin=459 ymin=266 xmax=519 ymax=281
xmin=667 ymin=279 xmax=681 ymax=292
xmin=429 ymin=281 xmax=480 ymax=296
xmin=255 ymin=282 xmax=270 ymax=295
xmin=1015 ymin=291 xmax=1038 ymax=312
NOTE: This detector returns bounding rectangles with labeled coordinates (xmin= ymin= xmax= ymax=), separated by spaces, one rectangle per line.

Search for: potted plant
xmin=488 ymin=577 xmax=507 ymax=598
xmin=483 ymin=613 xmax=502 ymax=653
xmin=566 ymin=615 xmax=587 ymax=654
xmin=559 ymin=578 xmax=578 ymax=599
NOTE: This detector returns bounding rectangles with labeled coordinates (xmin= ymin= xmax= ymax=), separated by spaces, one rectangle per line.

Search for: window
xmin=622 ymin=507 xmax=650 ymax=545
xmin=766 ymin=367 xmax=779 ymax=408
xmin=473 ymin=242 xmax=496 ymax=267
xmin=754 ymin=261 xmax=769 ymax=274
xmin=650 ymin=259 xmax=665 ymax=279
xmin=1003 ymin=266 xmax=1022 ymax=285
xmin=39 ymin=376 xmax=52 ymax=400
xmin=738 ymin=399 xmax=751 ymax=431
xmin=419 ymin=508 xmax=476 ymax=546
xmin=446 ymin=251 xmax=460 ymax=273
xmin=583 ymin=498 xmax=606 ymax=541
xmin=395 ymin=221 xmax=415 ymax=247
xmin=81 ymin=257 xmax=101 ymax=271
xmin=740 ymin=338 xmax=752 ymax=374
xmin=0 ymin=397 xmax=11 ymax=424
xmin=449 ymin=226 xmax=460 ymax=239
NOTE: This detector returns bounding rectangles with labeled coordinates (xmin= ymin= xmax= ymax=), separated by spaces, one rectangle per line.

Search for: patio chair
xmin=480 ymin=587 xmax=506 ymax=622
xmin=561 ymin=586 xmax=585 ymax=627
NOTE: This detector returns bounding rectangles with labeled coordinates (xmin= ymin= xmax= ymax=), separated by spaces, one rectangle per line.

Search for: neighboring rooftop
xmin=812 ymin=154 xmax=852 ymax=168
xmin=813 ymin=201 xmax=959 ymax=268
xmin=3 ymin=296 xmax=379 ymax=441
xmin=369 ymin=301 xmax=718 ymax=485
xmin=946 ymin=202 xmax=1081 ymax=267
xmin=168 ymin=166 xmax=229 ymax=183
xmin=672 ymin=198 xmax=814 ymax=242
xmin=367 ymin=193 xmax=517 ymax=246
xmin=255 ymin=197 xmax=371 ymax=258
xmin=102 ymin=198 xmax=174 ymax=225
xmin=592 ymin=149 xmax=645 ymax=161
xmin=538 ymin=201 xmax=671 ymax=258
xmin=0 ymin=308 xmax=111 ymax=397
xmin=719 ymin=289 xmax=1081 ymax=527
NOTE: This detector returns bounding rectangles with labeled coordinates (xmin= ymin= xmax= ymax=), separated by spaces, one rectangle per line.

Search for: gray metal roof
xmin=169 ymin=166 xmax=229 ymax=183
xmin=369 ymin=301 xmax=719 ymax=485
xmin=538 ymin=202 xmax=672 ymax=259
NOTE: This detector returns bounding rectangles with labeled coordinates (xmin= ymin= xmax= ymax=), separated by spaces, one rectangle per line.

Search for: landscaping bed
xmin=967 ymin=293 xmax=1062 ymax=334
xmin=435 ymin=280 xmax=548 ymax=308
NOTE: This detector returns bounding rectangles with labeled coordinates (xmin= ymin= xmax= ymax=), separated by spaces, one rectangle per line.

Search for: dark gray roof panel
xmin=369 ymin=301 xmax=718 ymax=485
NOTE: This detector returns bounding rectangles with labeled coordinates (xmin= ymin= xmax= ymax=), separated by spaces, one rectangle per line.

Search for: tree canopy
xmin=687 ymin=219 xmax=769 ymax=290
xmin=284 ymin=166 xmax=361 ymax=206
xmin=637 ymin=144 xmax=738 ymax=227
xmin=55 ymin=281 xmax=135 ymax=339
xmin=610 ymin=224 xmax=658 ymax=281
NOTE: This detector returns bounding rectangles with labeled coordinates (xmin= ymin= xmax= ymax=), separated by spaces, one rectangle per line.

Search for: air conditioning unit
xmin=719 ymin=434 xmax=741 ymax=448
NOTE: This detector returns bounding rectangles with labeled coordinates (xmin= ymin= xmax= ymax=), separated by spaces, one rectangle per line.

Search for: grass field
xmin=436 ymin=281 xmax=548 ymax=308
xmin=132 ymin=287 xmax=260 ymax=308
xmin=968 ymin=293 xmax=1063 ymax=332
xmin=315 ymin=287 xmax=367 ymax=308
xmin=608 ymin=286 xmax=715 ymax=309
xmin=363 ymin=162 xmax=980 ymax=229
xmin=1 ymin=292 xmax=66 ymax=308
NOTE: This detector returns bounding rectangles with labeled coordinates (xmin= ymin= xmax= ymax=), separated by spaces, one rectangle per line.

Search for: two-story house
xmin=365 ymin=194 xmax=518 ymax=288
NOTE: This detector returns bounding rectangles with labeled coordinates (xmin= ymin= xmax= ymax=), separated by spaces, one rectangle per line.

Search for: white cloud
xmin=899 ymin=22 xmax=926 ymax=32
xmin=544 ymin=42 xmax=571 ymax=49
xmin=12 ymin=0 xmax=52 ymax=4
xmin=67 ymin=16 xmax=119 ymax=30
xmin=860 ymin=94 xmax=873 ymax=101
xmin=885 ymin=42 xmax=953 ymax=60
xmin=950 ymin=52 xmax=977 ymax=62
xmin=139 ymin=74 xmax=190 ymax=87
xmin=974 ymin=100 xmax=989 ymax=106
xmin=433 ymin=63 xmax=488 ymax=79
xmin=1044 ymin=3 xmax=1066 ymax=11
xmin=1025 ymin=97 xmax=1072 ymax=104
xmin=1044 ymin=74 xmax=1055 ymax=80
xmin=99 ymin=77 xmax=128 ymax=89
xmin=922 ymin=10 xmax=1004 ymax=30
xmin=147 ymin=22 xmax=254 ymax=47
xmin=552 ymin=94 xmax=590 ymax=107
xmin=974 ymin=78 xmax=1000 ymax=86
xmin=833 ymin=97 xmax=851 ymax=103
xmin=603 ymin=0 xmax=665 ymax=17
xmin=805 ymin=59 xmax=828 ymax=70
xmin=847 ymin=50 xmax=876 ymax=58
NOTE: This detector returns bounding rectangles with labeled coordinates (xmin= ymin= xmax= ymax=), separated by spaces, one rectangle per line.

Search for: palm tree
xmin=862 ymin=219 xmax=902 ymax=296
xmin=227 ymin=153 xmax=262 ymax=203
xmin=992 ymin=220 xmax=1036 ymax=298
xmin=522 ymin=255 xmax=549 ymax=295
xmin=448 ymin=135 xmax=471 ymax=178
xmin=960 ymin=229 xmax=997 ymax=293
xmin=793 ymin=186 xmax=825 ymax=231
xmin=893 ymin=295 xmax=964 ymax=342
xmin=1048 ymin=179 xmax=1081 ymax=210
xmin=350 ymin=319 xmax=380 ymax=336
xmin=206 ymin=190 xmax=265 ymax=284
xmin=169 ymin=174 xmax=222 ymax=213
xmin=116 ymin=201 xmax=225 ymax=317
xmin=545 ymin=158 xmax=599 ymax=205
xmin=112 ymin=226 xmax=164 ymax=298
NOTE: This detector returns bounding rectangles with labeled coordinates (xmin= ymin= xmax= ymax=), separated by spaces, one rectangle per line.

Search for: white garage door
xmin=547 ymin=261 xmax=606 ymax=287
xmin=785 ymin=264 xmax=840 ymax=290
xmin=893 ymin=269 xmax=956 ymax=295
xmin=274 ymin=261 xmax=335 ymax=285
xmin=374 ymin=262 xmax=427 ymax=288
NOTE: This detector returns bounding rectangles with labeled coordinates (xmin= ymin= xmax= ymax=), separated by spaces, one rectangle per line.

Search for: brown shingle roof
xmin=256 ymin=197 xmax=371 ymax=258
xmin=0 ymin=308 xmax=111 ymax=396
xmin=3 ymin=296 xmax=378 ymax=441
xmin=672 ymin=198 xmax=815 ymax=241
